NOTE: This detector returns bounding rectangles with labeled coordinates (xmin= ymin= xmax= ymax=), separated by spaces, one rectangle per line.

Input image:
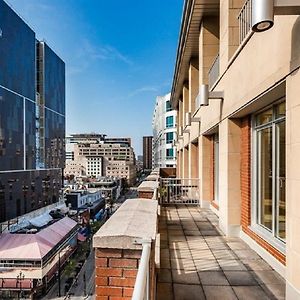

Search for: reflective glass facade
xmin=0 ymin=87 xmax=24 ymax=171
xmin=0 ymin=0 xmax=35 ymax=100
xmin=0 ymin=0 xmax=65 ymax=222
xmin=45 ymin=109 xmax=65 ymax=169
xmin=44 ymin=44 xmax=65 ymax=115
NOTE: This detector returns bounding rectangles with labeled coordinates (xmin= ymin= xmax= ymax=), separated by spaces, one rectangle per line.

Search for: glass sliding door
xmin=258 ymin=127 xmax=273 ymax=231
xmin=254 ymin=101 xmax=286 ymax=246
xmin=214 ymin=133 xmax=219 ymax=203
xmin=276 ymin=121 xmax=286 ymax=241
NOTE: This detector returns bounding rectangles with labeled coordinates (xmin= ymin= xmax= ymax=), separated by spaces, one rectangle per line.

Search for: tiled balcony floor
xmin=157 ymin=205 xmax=285 ymax=300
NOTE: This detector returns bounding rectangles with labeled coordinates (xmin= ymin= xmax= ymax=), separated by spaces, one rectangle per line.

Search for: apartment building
xmin=152 ymin=93 xmax=177 ymax=168
xmin=66 ymin=134 xmax=136 ymax=185
xmin=171 ymin=0 xmax=300 ymax=297
xmin=0 ymin=0 xmax=65 ymax=223
xmin=143 ymin=136 xmax=153 ymax=170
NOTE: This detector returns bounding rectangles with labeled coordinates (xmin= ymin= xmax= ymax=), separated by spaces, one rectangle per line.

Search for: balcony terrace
xmin=93 ymin=172 xmax=285 ymax=300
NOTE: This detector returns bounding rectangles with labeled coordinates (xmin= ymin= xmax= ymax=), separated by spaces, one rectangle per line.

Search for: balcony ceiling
xmin=171 ymin=0 xmax=219 ymax=109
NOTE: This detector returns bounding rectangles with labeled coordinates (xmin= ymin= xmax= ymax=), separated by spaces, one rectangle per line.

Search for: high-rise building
xmin=143 ymin=136 xmax=153 ymax=170
xmin=152 ymin=93 xmax=177 ymax=168
xmin=0 ymin=0 xmax=65 ymax=223
xmin=65 ymin=134 xmax=136 ymax=185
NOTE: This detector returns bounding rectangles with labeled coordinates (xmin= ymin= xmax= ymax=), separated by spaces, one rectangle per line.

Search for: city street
xmin=42 ymin=188 xmax=137 ymax=300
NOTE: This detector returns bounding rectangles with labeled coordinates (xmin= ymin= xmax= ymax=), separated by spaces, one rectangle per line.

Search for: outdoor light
xmin=178 ymin=126 xmax=183 ymax=136
xmin=185 ymin=112 xmax=191 ymax=126
xmin=252 ymin=0 xmax=274 ymax=32
xmin=252 ymin=0 xmax=300 ymax=33
xmin=0 ymin=29 xmax=2 ymax=38
xmin=198 ymin=84 xmax=224 ymax=107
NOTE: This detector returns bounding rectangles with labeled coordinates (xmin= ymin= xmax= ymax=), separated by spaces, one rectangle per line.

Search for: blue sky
xmin=7 ymin=0 xmax=183 ymax=155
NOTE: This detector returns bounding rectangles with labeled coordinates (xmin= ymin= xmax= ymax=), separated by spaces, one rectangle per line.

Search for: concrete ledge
xmin=145 ymin=174 xmax=159 ymax=181
xmin=93 ymin=199 xmax=158 ymax=250
xmin=137 ymin=180 xmax=159 ymax=192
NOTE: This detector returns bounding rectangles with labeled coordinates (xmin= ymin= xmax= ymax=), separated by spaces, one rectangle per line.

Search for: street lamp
xmin=16 ymin=271 xmax=25 ymax=299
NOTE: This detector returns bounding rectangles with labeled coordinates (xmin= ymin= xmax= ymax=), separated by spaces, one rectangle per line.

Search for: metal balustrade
xmin=238 ymin=0 xmax=252 ymax=44
xmin=208 ymin=54 xmax=220 ymax=89
xmin=159 ymin=178 xmax=200 ymax=205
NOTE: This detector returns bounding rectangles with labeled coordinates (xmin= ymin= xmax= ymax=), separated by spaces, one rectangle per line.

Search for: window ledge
xmin=249 ymin=224 xmax=286 ymax=255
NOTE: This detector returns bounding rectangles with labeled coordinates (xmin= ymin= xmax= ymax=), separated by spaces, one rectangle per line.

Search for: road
xmin=42 ymin=188 xmax=137 ymax=300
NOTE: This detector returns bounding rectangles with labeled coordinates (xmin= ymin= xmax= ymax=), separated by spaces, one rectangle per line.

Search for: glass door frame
xmin=251 ymin=100 xmax=286 ymax=253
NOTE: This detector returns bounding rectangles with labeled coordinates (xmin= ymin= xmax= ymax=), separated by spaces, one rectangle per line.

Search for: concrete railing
xmin=93 ymin=199 xmax=159 ymax=300
xmin=137 ymin=180 xmax=160 ymax=200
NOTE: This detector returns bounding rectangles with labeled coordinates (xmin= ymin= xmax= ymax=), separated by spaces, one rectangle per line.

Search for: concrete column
xmin=199 ymin=17 xmax=219 ymax=85
xmin=183 ymin=147 xmax=189 ymax=178
xmin=189 ymin=59 xmax=199 ymax=114
xmin=219 ymin=0 xmax=243 ymax=73
xmin=286 ymin=71 xmax=300 ymax=299
xmin=188 ymin=143 xmax=193 ymax=179
xmin=218 ymin=118 xmax=241 ymax=237
xmin=199 ymin=135 xmax=212 ymax=208
xmin=190 ymin=141 xmax=199 ymax=179
xmin=182 ymin=84 xmax=189 ymax=127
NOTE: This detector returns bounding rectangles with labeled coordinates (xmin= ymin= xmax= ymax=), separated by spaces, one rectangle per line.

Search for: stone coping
xmin=137 ymin=180 xmax=159 ymax=192
xmin=145 ymin=174 xmax=159 ymax=181
xmin=93 ymin=199 xmax=158 ymax=250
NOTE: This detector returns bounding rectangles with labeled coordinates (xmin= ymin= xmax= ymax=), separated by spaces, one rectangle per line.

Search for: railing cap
xmin=137 ymin=180 xmax=159 ymax=192
xmin=93 ymin=199 xmax=158 ymax=250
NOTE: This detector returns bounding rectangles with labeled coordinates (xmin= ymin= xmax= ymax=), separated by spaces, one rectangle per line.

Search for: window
xmin=166 ymin=132 xmax=174 ymax=144
xmin=166 ymin=101 xmax=172 ymax=112
xmin=166 ymin=116 xmax=174 ymax=128
xmin=253 ymin=101 xmax=286 ymax=244
xmin=166 ymin=148 xmax=174 ymax=159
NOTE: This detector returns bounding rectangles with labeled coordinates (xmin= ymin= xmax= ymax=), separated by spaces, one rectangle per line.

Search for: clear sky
xmin=7 ymin=0 xmax=183 ymax=155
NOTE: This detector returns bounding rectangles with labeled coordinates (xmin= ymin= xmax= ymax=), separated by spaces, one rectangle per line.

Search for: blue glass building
xmin=0 ymin=0 xmax=65 ymax=222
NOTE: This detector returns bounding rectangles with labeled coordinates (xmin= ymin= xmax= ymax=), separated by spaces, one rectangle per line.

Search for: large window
xmin=166 ymin=148 xmax=174 ymax=159
xmin=253 ymin=101 xmax=286 ymax=244
xmin=166 ymin=116 xmax=174 ymax=128
xmin=166 ymin=132 xmax=174 ymax=144
xmin=166 ymin=101 xmax=172 ymax=112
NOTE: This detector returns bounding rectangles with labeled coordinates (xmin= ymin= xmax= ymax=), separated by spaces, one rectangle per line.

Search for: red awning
xmin=77 ymin=233 xmax=86 ymax=242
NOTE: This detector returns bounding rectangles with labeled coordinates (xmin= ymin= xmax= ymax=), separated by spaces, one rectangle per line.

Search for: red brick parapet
xmin=93 ymin=199 xmax=159 ymax=300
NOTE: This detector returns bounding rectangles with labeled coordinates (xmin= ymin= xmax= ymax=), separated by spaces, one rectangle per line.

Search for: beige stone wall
xmin=174 ymin=5 xmax=300 ymax=297
xmin=286 ymin=69 xmax=300 ymax=296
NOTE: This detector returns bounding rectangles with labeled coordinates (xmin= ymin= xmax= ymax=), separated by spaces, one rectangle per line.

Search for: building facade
xmin=152 ymin=93 xmax=177 ymax=168
xmin=171 ymin=0 xmax=300 ymax=297
xmin=143 ymin=136 xmax=153 ymax=170
xmin=66 ymin=134 xmax=136 ymax=185
xmin=0 ymin=0 xmax=65 ymax=223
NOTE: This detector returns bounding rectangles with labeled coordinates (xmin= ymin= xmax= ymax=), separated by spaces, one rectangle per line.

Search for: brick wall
xmin=95 ymin=248 xmax=141 ymax=300
xmin=138 ymin=191 xmax=154 ymax=199
xmin=240 ymin=116 xmax=286 ymax=265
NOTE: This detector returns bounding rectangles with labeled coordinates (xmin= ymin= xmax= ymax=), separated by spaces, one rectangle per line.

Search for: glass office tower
xmin=0 ymin=0 xmax=65 ymax=222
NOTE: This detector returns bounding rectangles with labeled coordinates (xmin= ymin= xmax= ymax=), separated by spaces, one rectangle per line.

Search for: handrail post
xmin=132 ymin=239 xmax=152 ymax=300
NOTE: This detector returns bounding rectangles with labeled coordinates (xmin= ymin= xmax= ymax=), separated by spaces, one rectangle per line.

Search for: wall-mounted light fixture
xmin=178 ymin=126 xmax=183 ymax=136
xmin=198 ymin=84 xmax=224 ymax=107
xmin=0 ymin=29 xmax=2 ymax=38
xmin=185 ymin=112 xmax=201 ymax=126
xmin=252 ymin=0 xmax=300 ymax=32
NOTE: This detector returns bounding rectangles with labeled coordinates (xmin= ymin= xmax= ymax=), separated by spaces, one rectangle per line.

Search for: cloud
xmin=127 ymin=86 xmax=159 ymax=98
xmin=80 ymin=39 xmax=133 ymax=65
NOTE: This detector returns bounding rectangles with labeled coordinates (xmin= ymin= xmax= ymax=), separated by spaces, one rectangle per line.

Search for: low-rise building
xmin=0 ymin=216 xmax=78 ymax=299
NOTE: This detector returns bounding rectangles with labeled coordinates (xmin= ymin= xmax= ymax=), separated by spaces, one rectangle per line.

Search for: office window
xmin=253 ymin=101 xmax=286 ymax=243
xmin=166 ymin=116 xmax=174 ymax=128
xmin=166 ymin=101 xmax=172 ymax=112
xmin=166 ymin=132 xmax=174 ymax=144
xmin=166 ymin=148 xmax=174 ymax=159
